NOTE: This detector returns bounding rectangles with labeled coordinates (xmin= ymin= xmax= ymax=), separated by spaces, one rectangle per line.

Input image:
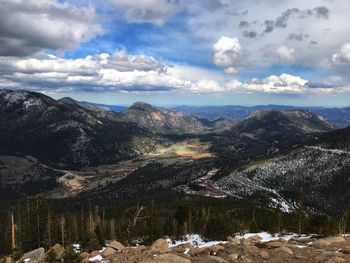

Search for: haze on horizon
xmin=1 ymin=0 xmax=350 ymax=106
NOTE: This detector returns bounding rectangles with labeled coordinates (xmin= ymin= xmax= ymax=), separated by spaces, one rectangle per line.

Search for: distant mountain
xmin=172 ymin=105 xmax=350 ymax=128
xmin=208 ymin=110 xmax=334 ymax=161
xmin=116 ymin=101 xmax=219 ymax=134
xmin=0 ymin=90 xmax=168 ymax=169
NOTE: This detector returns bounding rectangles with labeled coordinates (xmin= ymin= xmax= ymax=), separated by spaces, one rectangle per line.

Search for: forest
xmin=0 ymin=193 xmax=349 ymax=257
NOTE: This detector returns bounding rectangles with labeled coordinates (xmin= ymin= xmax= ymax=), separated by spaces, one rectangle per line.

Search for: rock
xmin=108 ymin=240 xmax=125 ymax=251
xmin=241 ymin=240 xmax=252 ymax=247
xmin=152 ymin=253 xmax=191 ymax=263
xmin=102 ymin=247 xmax=117 ymax=257
xmin=209 ymin=255 xmax=228 ymax=263
xmin=189 ymin=247 xmax=209 ymax=256
xmin=227 ymin=236 xmax=239 ymax=245
xmin=150 ymin=238 xmax=169 ymax=251
xmin=23 ymin=247 xmax=45 ymax=262
xmin=243 ymin=259 xmax=252 ymax=263
xmin=50 ymin=243 xmax=64 ymax=259
xmin=325 ymin=257 xmax=347 ymax=263
xmin=229 ymin=253 xmax=239 ymax=261
xmin=210 ymin=245 xmax=225 ymax=254
xmin=80 ymin=252 xmax=90 ymax=259
xmin=313 ymin=239 xmax=332 ymax=248
xmin=247 ymin=234 xmax=262 ymax=242
xmin=324 ymin=236 xmax=346 ymax=244
xmin=266 ymin=241 xmax=286 ymax=248
xmin=259 ymin=250 xmax=269 ymax=259
xmin=274 ymin=246 xmax=294 ymax=255
xmin=90 ymin=251 xmax=100 ymax=257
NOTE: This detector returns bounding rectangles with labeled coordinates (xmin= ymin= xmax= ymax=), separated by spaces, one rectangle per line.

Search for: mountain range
xmin=0 ymin=89 xmax=349 ymax=215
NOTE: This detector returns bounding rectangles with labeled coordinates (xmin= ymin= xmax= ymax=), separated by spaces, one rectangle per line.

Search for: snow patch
xmin=167 ymin=234 xmax=227 ymax=248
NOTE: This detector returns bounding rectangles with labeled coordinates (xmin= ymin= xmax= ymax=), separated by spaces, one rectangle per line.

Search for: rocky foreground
xmin=2 ymin=234 xmax=350 ymax=263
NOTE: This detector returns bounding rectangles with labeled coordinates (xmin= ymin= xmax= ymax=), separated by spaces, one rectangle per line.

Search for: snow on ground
xmin=72 ymin=243 xmax=81 ymax=253
xmin=167 ymin=234 xmax=227 ymax=248
xmin=168 ymin=232 xmax=313 ymax=248
xmin=235 ymin=232 xmax=312 ymax=243
xmin=89 ymin=255 xmax=103 ymax=262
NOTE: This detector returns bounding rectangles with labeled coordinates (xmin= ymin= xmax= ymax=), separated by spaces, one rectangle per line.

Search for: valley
xmin=0 ymin=90 xmax=349 ymax=259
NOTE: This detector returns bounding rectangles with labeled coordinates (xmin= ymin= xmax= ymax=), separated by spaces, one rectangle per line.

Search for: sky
xmin=1 ymin=0 xmax=350 ymax=106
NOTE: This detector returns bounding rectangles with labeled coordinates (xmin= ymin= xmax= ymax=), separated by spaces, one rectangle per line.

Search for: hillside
xmin=209 ymin=127 xmax=350 ymax=215
xmin=207 ymin=110 xmax=333 ymax=161
xmin=0 ymin=90 xmax=169 ymax=169
xmin=117 ymin=102 xmax=211 ymax=134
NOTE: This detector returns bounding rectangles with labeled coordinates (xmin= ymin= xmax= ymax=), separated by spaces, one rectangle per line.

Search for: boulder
xmin=266 ymin=241 xmax=286 ymax=248
xmin=50 ymin=243 xmax=64 ymax=259
xmin=247 ymin=234 xmax=262 ymax=242
xmin=80 ymin=252 xmax=90 ymax=259
xmin=324 ymin=236 xmax=346 ymax=244
xmin=260 ymin=250 xmax=269 ymax=259
xmin=150 ymin=238 xmax=169 ymax=251
xmin=108 ymin=240 xmax=125 ymax=251
xmin=208 ymin=255 xmax=228 ymax=263
xmin=102 ymin=247 xmax=117 ymax=257
xmin=313 ymin=239 xmax=332 ymax=248
xmin=90 ymin=251 xmax=100 ymax=257
xmin=23 ymin=248 xmax=45 ymax=263
xmin=189 ymin=247 xmax=209 ymax=256
xmin=210 ymin=245 xmax=225 ymax=254
xmin=229 ymin=253 xmax=238 ymax=261
xmin=274 ymin=246 xmax=294 ymax=255
xmin=227 ymin=236 xmax=239 ymax=245
xmin=152 ymin=253 xmax=191 ymax=263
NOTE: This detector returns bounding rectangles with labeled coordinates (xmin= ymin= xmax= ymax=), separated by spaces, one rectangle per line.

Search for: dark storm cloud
xmin=264 ymin=20 xmax=275 ymax=33
xmin=264 ymin=6 xmax=330 ymax=33
xmin=239 ymin=21 xmax=250 ymax=28
xmin=287 ymin=33 xmax=309 ymax=41
xmin=242 ymin=31 xmax=257 ymax=39
xmin=313 ymin=6 xmax=330 ymax=19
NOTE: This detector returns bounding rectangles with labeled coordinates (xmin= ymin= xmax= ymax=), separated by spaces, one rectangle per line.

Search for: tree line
xmin=0 ymin=194 xmax=349 ymax=256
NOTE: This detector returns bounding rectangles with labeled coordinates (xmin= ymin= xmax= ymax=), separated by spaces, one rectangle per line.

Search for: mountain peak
xmin=129 ymin=101 xmax=156 ymax=111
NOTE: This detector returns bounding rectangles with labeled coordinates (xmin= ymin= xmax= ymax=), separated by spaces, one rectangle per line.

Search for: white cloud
xmin=212 ymin=36 xmax=244 ymax=74
xmin=225 ymin=73 xmax=345 ymax=94
xmin=190 ymin=79 xmax=224 ymax=93
xmin=0 ymin=50 xmax=190 ymax=92
xmin=107 ymin=0 xmax=183 ymax=25
xmin=277 ymin=45 xmax=295 ymax=63
xmin=0 ymin=0 xmax=102 ymax=56
xmin=332 ymin=43 xmax=350 ymax=65
xmin=0 ymin=51 xmax=347 ymax=95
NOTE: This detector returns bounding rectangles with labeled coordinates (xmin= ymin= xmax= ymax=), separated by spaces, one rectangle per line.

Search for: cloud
xmin=212 ymin=36 xmax=244 ymax=74
xmin=190 ymin=79 xmax=224 ymax=93
xmin=275 ymin=6 xmax=329 ymax=29
xmin=0 ymin=50 xmax=191 ymax=92
xmin=239 ymin=21 xmax=250 ymax=28
xmin=107 ymin=0 xmax=183 ymax=25
xmin=332 ymin=43 xmax=350 ymax=65
xmin=277 ymin=45 xmax=295 ymax=63
xmin=287 ymin=33 xmax=309 ymax=41
xmin=225 ymin=73 xmax=345 ymax=94
xmin=0 ymin=0 xmax=102 ymax=57
xmin=242 ymin=31 xmax=257 ymax=39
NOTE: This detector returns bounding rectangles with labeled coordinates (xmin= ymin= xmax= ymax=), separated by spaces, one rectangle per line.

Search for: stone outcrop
xmin=10 ymin=235 xmax=350 ymax=263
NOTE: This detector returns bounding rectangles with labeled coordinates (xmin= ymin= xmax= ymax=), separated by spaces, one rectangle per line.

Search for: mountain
xmin=208 ymin=110 xmax=334 ymax=161
xmin=117 ymin=101 xmax=212 ymax=134
xmin=212 ymin=127 xmax=350 ymax=215
xmin=172 ymin=105 xmax=350 ymax=128
xmin=0 ymin=90 xmax=169 ymax=169
xmin=0 ymin=155 xmax=63 ymax=198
